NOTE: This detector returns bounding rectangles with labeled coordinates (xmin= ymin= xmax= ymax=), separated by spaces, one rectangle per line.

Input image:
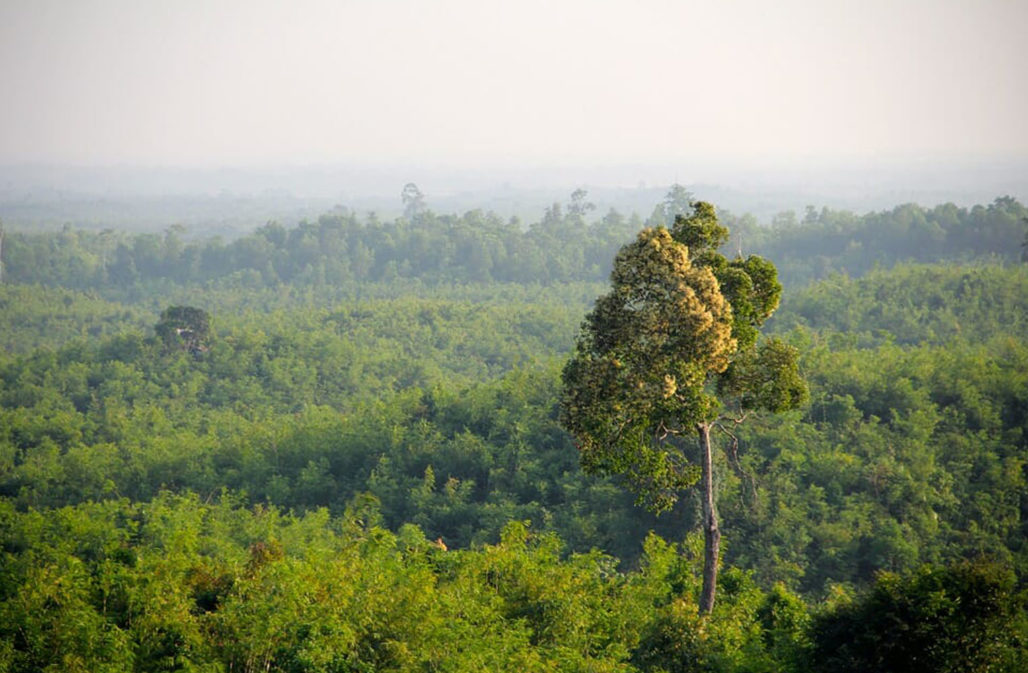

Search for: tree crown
xmin=561 ymin=201 xmax=806 ymax=511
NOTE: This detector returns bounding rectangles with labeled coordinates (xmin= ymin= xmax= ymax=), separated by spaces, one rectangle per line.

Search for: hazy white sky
xmin=1 ymin=0 xmax=1026 ymax=168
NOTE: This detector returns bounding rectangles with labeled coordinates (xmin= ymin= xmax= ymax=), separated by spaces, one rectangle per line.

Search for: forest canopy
xmin=1 ymin=194 xmax=1024 ymax=291
xmin=0 ymin=191 xmax=1026 ymax=672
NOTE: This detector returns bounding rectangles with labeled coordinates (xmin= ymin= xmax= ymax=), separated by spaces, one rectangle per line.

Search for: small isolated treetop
xmin=401 ymin=182 xmax=426 ymax=220
xmin=560 ymin=202 xmax=806 ymax=511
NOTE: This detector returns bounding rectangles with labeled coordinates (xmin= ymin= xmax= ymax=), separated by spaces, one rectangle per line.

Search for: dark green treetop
xmin=154 ymin=305 xmax=211 ymax=354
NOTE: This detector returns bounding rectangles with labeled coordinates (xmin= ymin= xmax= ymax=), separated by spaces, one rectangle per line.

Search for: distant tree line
xmin=1 ymin=193 xmax=1025 ymax=291
xmin=733 ymin=195 xmax=1028 ymax=283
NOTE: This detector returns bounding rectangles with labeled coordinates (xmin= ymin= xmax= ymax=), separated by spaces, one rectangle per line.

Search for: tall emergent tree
xmin=560 ymin=201 xmax=807 ymax=613
xmin=401 ymin=182 xmax=427 ymax=221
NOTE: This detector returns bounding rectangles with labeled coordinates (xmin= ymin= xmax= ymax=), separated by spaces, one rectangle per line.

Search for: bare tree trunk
xmin=698 ymin=421 xmax=720 ymax=614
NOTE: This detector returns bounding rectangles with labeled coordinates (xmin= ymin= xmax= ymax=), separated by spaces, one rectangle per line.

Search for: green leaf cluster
xmin=561 ymin=202 xmax=805 ymax=512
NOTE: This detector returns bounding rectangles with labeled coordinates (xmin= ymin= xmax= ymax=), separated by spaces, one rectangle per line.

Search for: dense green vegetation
xmin=3 ymin=193 xmax=1025 ymax=290
xmin=1 ymin=192 xmax=1026 ymax=671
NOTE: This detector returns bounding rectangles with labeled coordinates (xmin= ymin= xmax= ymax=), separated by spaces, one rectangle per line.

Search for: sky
xmin=1 ymin=0 xmax=1027 ymax=176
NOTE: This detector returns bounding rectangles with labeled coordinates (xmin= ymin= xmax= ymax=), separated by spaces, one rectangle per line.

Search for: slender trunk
xmin=698 ymin=421 xmax=720 ymax=614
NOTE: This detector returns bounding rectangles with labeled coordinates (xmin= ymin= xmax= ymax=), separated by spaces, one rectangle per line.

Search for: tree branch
xmin=715 ymin=421 xmax=758 ymax=505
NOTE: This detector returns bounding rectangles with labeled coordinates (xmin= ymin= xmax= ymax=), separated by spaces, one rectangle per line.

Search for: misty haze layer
xmin=1 ymin=0 xmax=1026 ymax=169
